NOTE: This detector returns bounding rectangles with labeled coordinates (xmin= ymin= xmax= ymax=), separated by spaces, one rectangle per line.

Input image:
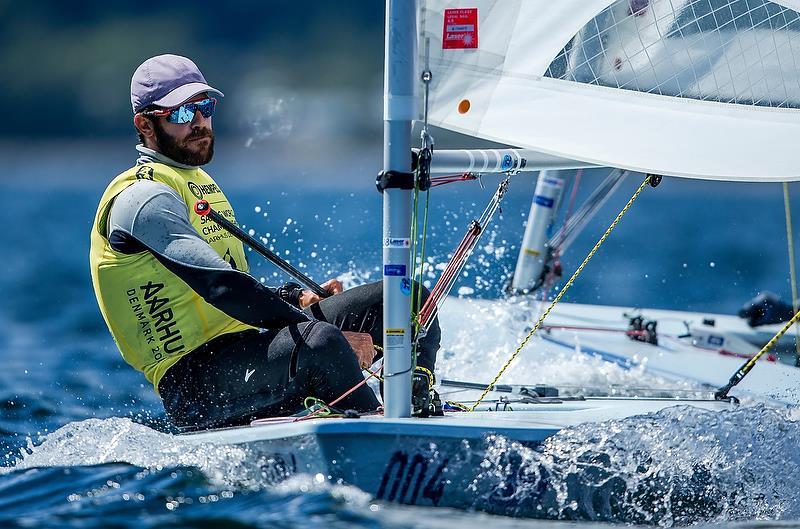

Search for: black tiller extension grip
xmin=193 ymin=200 xmax=330 ymax=298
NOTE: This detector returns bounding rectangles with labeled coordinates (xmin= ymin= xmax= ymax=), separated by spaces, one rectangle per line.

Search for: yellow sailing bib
xmin=89 ymin=162 xmax=256 ymax=392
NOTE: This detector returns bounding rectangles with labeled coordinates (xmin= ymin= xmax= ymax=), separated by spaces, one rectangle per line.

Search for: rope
xmin=418 ymin=221 xmax=481 ymax=328
xmin=549 ymin=169 xmax=628 ymax=255
xmin=431 ymin=173 xmax=478 ymax=187
xmin=409 ymin=163 xmax=432 ymax=365
xmin=470 ymin=175 xmax=657 ymax=411
xmin=715 ymin=307 xmax=800 ymax=400
xmin=253 ymin=348 xmax=388 ymax=425
xmin=417 ymin=178 xmax=510 ymax=331
xmin=411 ymin=46 xmax=434 ymax=359
xmin=299 ymin=362 xmax=384 ymax=421
xmin=782 ymin=182 xmax=800 ymax=364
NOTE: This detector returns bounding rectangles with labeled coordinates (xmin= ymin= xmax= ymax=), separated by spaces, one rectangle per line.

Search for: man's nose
xmin=192 ymin=108 xmax=211 ymax=126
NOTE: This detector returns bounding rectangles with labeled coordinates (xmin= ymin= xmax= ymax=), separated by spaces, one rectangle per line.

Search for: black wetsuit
xmin=107 ymin=147 xmax=440 ymax=431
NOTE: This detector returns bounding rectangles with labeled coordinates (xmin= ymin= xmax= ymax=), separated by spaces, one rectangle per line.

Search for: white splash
xmin=243 ymin=96 xmax=294 ymax=148
xmin=436 ymin=297 xmax=695 ymax=393
xmin=472 ymin=405 xmax=800 ymax=524
xmin=7 ymin=418 xmax=276 ymax=490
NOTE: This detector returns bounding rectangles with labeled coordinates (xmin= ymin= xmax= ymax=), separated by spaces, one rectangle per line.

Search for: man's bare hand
xmin=342 ymin=331 xmax=376 ymax=368
xmin=298 ymin=278 xmax=343 ymax=308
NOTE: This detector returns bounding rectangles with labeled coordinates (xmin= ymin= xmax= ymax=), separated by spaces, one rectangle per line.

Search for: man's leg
xmin=306 ymin=280 xmax=441 ymax=372
xmin=159 ymin=321 xmax=380 ymax=430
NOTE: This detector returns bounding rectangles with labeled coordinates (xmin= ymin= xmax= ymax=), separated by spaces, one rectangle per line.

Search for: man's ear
xmin=134 ymin=113 xmax=156 ymax=142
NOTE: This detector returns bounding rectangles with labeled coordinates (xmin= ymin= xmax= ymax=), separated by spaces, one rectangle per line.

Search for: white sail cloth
xmin=419 ymin=0 xmax=800 ymax=181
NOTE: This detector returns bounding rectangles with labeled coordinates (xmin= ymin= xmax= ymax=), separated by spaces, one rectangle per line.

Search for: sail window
xmin=544 ymin=0 xmax=800 ymax=108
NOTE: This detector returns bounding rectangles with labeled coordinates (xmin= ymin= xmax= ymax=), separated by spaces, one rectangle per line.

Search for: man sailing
xmin=89 ymin=55 xmax=440 ymax=430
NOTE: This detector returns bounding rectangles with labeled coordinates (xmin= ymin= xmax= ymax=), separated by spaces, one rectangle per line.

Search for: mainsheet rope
xmin=469 ymin=175 xmax=659 ymax=411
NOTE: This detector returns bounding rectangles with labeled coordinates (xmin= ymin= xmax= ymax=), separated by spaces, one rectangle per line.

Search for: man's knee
xmin=304 ymin=321 xmax=351 ymax=362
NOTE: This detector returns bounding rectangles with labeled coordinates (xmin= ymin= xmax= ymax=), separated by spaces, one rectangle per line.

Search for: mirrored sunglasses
xmin=145 ymin=98 xmax=217 ymax=124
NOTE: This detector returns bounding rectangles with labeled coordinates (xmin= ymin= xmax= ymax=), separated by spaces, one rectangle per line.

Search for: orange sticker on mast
xmin=443 ymin=8 xmax=478 ymax=49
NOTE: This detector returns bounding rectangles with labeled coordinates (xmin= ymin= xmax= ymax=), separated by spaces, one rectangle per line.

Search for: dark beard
xmin=152 ymin=121 xmax=215 ymax=166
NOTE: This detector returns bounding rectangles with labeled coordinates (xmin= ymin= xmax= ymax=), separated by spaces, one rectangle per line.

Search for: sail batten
xmin=421 ymin=0 xmax=800 ymax=181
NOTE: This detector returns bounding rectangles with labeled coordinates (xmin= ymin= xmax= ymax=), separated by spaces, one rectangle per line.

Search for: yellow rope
xmin=363 ymin=365 xmax=384 ymax=382
xmin=303 ymin=396 xmax=333 ymax=416
xmin=446 ymin=401 xmax=470 ymax=411
xmin=782 ymin=183 xmax=800 ymax=361
xmin=739 ymin=307 xmax=800 ymax=374
xmin=469 ymin=175 xmax=656 ymax=411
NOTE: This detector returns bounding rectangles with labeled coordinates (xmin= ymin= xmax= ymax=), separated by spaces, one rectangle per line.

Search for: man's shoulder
xmin=117 ymin=179 xmax=181 ymax=203
xmin=102 ymin=162 xmax=190 ymax=201
xmin=109 ymin=180 xmax=187 ymax=235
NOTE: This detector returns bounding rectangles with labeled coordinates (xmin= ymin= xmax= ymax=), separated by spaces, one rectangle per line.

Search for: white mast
xmin=381 ymin=0 xmax=416 ymax=418
xmin=510 ymin=171 xmax=565 ymax=293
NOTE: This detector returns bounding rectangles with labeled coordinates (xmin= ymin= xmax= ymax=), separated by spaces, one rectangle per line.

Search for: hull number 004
xmin=375 ymin=451 xmax=449 ymax=506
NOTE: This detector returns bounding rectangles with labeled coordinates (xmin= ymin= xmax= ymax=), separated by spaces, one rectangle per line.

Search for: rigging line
xmin=418 ymin=223 xmax=480 ymax=327
xmin=553 ymin=169 xmax=626 ymax=252
xmin=541 ymin=324 xmax=769 ymax=360
xmin=555 ymin=170 xmax=622 ymax=237
xmin=417 ymin=178 xmax=510 ymax=330
xmin=542 ymin=323 xmax=646 ymax=336
xmin=470 ymin=175 xmax=659 ymax=412
xmin=782 ymin=182 xmax=800 ymax=365
xmin=413 ymin=188 xmax=431 ymax=344
xmin=556 ymin=169 xmax=583 ymax=257
xmin=298 ymin=364 xmax=384 ymax=422
xmin=440 ymin=379 xmax=712 ymax=396
xmin=411 ymin=38 xmax=434 ymax=358
xmin=550 ymin=169 xmax=628 ymax=255
xmin=410 ymin=183 xmax=431 ymax=359
xmin=430 ymin=173 xmax=479 ymax=187
xmin=410 ymin=183 xmax=422 ymax=322
xmin=714 ymin=307 xmax=800 ymax=402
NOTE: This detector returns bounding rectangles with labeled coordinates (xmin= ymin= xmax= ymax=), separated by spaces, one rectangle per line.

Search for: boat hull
xmin=185 ymin=398 xmax=732 ymax=515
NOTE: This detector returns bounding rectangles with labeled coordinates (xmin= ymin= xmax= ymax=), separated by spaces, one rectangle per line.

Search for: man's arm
xmin=107 ymin=180 xmax=309 ymax=329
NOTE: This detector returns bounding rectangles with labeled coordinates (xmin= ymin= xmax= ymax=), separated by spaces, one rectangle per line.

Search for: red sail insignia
xmin=443 ymin=8 xmax=478 ymax=49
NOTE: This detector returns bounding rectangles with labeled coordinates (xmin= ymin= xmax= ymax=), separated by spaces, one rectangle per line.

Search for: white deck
xmin=185 ymin=397 xmax=734 ymax=445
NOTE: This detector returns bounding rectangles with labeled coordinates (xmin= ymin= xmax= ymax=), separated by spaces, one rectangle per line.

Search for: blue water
xmin=2 ymin=140 xmax=800 ymax=527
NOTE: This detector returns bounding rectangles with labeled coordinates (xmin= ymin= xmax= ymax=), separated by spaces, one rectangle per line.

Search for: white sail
xmin=419 ymin=0 xmax=800 ymax=181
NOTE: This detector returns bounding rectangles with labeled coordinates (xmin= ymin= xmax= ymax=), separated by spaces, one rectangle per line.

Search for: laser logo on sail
xmin=443 ymin=8 xmax=478 ymax=49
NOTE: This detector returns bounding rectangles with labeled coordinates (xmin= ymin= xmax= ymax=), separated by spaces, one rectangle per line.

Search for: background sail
xmin=420 ymin=0 xmax=800 ymax=181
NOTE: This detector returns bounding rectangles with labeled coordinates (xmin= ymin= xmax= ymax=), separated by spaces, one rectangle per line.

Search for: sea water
xmin=2 ymin=140 xmax=800 ymax=528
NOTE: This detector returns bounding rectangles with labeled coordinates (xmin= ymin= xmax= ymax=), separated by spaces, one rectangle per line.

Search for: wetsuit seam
xmin=289 ymin=320 xmax=319 ymax=380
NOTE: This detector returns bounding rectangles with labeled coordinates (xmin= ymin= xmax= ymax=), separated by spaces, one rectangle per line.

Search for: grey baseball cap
xmin=131 ymin=54 xmax=223 ymax=113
